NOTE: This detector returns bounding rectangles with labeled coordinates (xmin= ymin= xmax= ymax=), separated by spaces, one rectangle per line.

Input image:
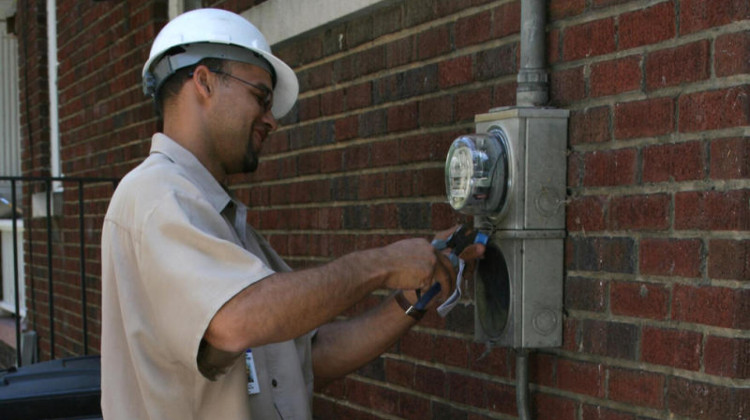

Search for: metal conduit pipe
xmin=516 ymin=349 xmax=531 ymax=420
xmin=515 ymin=0 xmax=547 ymax=417
xmin=516 ymin=0 xmax=549 ymax=107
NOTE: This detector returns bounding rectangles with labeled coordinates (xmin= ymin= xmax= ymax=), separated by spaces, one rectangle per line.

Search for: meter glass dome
xmin=448 ymin=146 xmax=474 ymax=209
xmin=444 ymin=129 xmax=511 ymax=215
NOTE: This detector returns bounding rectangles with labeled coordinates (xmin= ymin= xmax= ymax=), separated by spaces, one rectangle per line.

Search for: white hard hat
xmin=142 ymin=8 xmax=298 ymax=119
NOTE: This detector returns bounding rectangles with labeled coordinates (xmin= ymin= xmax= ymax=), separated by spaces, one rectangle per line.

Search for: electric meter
xmin=444 ymin=128 xmax=511 ymax=215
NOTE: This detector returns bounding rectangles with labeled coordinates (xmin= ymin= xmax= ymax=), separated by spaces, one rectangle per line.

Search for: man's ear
xmin=191 ymin=65 xmax=214 ymax=99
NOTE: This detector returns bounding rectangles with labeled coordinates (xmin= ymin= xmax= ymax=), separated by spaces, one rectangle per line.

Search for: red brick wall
xmin=17 ymin=0 xmax=166 ymax=359
xmin=16 ymin=0 xmax=749 ymax=418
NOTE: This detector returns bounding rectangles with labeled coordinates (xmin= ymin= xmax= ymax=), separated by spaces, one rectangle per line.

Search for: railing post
xmin=11 ymin=180 xmax=22 ymax=366
xmin=45 ymin=180 xmax=55 ymax=360
xmin=78 ymin=180 xmax=88 ymax=355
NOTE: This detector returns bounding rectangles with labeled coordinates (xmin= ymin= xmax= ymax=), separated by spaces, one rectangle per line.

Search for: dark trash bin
xmin=0 ymin=356 xmax=101 ymax=420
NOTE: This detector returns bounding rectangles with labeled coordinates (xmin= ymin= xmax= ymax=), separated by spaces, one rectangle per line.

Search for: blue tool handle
xmin=414 ymin=282 xmax=441 ymax=310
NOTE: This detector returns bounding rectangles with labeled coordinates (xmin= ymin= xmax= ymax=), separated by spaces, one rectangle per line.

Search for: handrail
xmin=0 ymin=175 xmax=119 ymax=366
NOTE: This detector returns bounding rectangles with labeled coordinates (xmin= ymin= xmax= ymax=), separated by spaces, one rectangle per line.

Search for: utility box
xmin=475 ymin=108 xmax=568 ymax=348
xmin=443 ymin=107 xmax=568 ymax=349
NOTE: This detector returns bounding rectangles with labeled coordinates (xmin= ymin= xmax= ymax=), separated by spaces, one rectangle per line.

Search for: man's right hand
xmin=377 ymin=238 xmax=455 ymax=303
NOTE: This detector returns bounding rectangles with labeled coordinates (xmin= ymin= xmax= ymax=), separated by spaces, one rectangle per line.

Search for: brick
xmin=533 ymin=394 xmax=576 ymax=420
xmin=416 ymin=24 xmax=451 ymax=60
xmin=414 ymin=365 xmax=446 ymax=397
xmin=582 ymin=149 xmax=637 ymax=187
xmin=529 ymin=353 xmax=557 ymax=387
xmin=320 ymin=89 xmax=346 ymax=117
xmin=708 ymin=239 xmax=750 ymax=281
xmin=565 ymin=276 xmax=606 ymax=312
xmin=550 ymin=0 xmax=586 ymax=19
xmin=455 ymin=11 xmax=491 ymax=48
xmin=384 ymin=359 xmax=414 ymax=387
xmin=619 ymin=1 xmax=675 ymax=50
xmin=563 ymin=18 xmax=616 ymax=61
xmin=386 ymin=36 xmax=413 ymax=68
xmin=433 ymin=336 xmax=469 ymax=368
xmin=668 ymin=377 xmax=749 ymax=420
xmin=558 ymin=359 xmax=605 ymax=397
xmin=447 ymin=373 xmax=486 ymax=408
xmin=357 ymin=173 xmax=384 ymax=200
xmin=419 ymin=95 xmax=454 ymax=127
xmin=680 ymin=0 xmax=750 ymax=35
xmin=398 ymin=203 xmax=431 ymax=229
xmin=570 ymin=106 xmax=611 ymax=145
xmin=402 ymin=64 xmax=439 ymax=97
xmin=345 ymin=379 xmax=399 ymax=414
xmin=581 ymin=405 xmax=637 ymax=420
xmin=704 ymin=336 xmax=750 ymax=379
xmin=614 ymin=97 xmax=674 ymax=139
xmin=491 ymin=1 xmax=521 ymax=38
xmin=567 ymin=195 xmax=606 ymax=232
xmin=474 ymin=44 xmax=517 ymax=80
xmin=710 ymin=137 xmax=750 ymax=180
xmin=399 ymin=393 xmax=431 ymax=420
xmin=358 ymin=109 xmax=387 ymax=138
xmin=679 ymin=86 xmax=750 ymax=133
xmin=345 ymin=82 xmax=372 ymax=110
xmin=548 ymin=28 xmax=561 ymax=65
xmin=608 ymin=368 xmax=665 ymax=408
xmin=404 ymin=0 xmax=437 ymax=27
xmin=610 ymin=281 xmax=669 ymax=320
xmin=641 ymin=326 xmax=702 ymax=371
xmin=369 ymin=204 xmax=398 ymax=229
xmin=716 ymin=31 xmax=750 ymax=77
xmin=590 ymin=56 xmax=642 ymax=97
xmin=567 ymin=236 xmax=636 ymax=274
xmin=492 ymin=81 xmax=517 ymax=108
xmin=642 ymin=141 xmax=706 ymax=182
xmin=438 ymin=55 xmax=473 ymax=89
xmin=645 ymin=41 xmax=710 ymax=90
xmin=399 ymin=133 xmax=444 ymax=163
xmin=456 ymin=88 xmax=492 ymax=122
xmin=334 ymin=115 xmax=358 ymax=141
xmin=640 ymin=238 xmax=702 ymax=277
xmin=581 ymin=319 xmax=639 ymax=360
xmin=371 ymin=140 xmax=399 ymax=168
xmin=609 ymin=194 xmax=670 ymax=231
xmin=566 ymin=151 xmax=583 ymax=187
xmin=675 ymin=189 xmax=750 ymax=231
xmin=469 ymin=344 xmax=511 ymax=377
xmin=678 ymin=286 xmax=750 ymax=329
xmin=549 ymin=66 xmax=586 ymax=105
xmin=387 ymin=102 xmax=418 ymax=132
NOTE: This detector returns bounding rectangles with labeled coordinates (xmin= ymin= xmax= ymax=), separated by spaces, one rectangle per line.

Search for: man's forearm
xmin=204 ymin=238 xmax=441 ymax=353
xmin=311 ymin=291 xmax=418 ymax=386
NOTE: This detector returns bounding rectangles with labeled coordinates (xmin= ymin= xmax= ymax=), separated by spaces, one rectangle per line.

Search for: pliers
xmin=409 ymin=225 xmax=489 ymax=312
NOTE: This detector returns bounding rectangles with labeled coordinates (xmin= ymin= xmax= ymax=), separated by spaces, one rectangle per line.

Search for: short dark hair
xmin=154 ymin=57 xmax=227 ymax=117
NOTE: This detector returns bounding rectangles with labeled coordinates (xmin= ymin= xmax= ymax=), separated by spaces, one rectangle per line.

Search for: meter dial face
xmin=448 ymin=146 xmax=474 ymax=209
xmin=444 ymin=129 xmax=510 ymax=215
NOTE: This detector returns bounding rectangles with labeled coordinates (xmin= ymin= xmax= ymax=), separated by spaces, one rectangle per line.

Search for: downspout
xmin=515 ymin=1 xmax=548 ymax=419
xmin=516 ymin=0 xmax=548 ymax=107
xmin=46 ymin=0 xmax=61 ymax=189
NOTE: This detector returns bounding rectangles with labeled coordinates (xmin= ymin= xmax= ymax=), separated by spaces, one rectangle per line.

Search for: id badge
xmin=245 ymin=349 xmax=260 ymax=395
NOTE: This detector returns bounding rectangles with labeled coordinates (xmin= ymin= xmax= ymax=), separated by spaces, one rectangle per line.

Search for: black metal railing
xmin=0 ymin=176 xmax=119 ymax=366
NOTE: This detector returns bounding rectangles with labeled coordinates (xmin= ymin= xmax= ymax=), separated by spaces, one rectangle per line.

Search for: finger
xmin=458 ymin=243 xmax=486 ymax=261
xmin=433 ymin=225 xmax=460 ymax=241
xmin=434 ymin=250 xmax=455 ymax=301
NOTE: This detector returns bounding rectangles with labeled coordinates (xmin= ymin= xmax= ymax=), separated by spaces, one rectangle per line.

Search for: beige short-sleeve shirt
xmin=101 ymin=134 xmax=314 ymax=419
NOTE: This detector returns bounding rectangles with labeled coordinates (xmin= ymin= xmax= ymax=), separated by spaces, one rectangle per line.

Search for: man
xmin=101 ymin=8 xmax=483 ymax=419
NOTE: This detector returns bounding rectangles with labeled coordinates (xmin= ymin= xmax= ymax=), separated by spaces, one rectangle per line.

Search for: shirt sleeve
xmin=136 ymin=189 xmax=275 ymax=374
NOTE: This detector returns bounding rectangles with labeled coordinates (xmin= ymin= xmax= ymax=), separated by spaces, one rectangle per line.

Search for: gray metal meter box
xmin=469 ymin=108 xmax=569 ymax=349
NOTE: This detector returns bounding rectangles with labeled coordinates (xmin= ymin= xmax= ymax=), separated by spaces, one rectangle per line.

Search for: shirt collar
xmin=149 ymin=133 xmax=232 ymax=214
